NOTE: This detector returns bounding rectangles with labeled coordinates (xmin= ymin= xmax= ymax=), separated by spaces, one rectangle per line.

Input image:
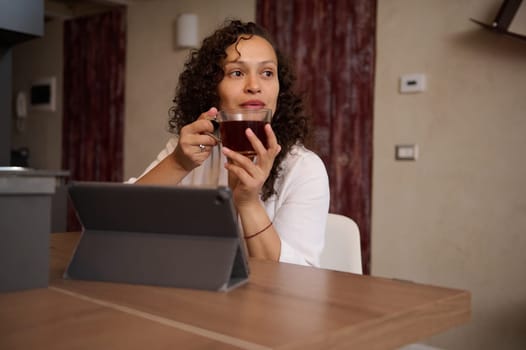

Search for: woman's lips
xmin=240 ymin=101 xmax=265 ymax=109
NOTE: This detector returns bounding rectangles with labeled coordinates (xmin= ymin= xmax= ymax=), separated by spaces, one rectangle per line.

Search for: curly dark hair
xmin=169 ymin=19 xmax=309 ymax=201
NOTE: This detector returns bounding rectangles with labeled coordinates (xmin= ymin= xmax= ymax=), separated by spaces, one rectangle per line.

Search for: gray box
xmin=0 ymin=172 xmax=55 ymax=292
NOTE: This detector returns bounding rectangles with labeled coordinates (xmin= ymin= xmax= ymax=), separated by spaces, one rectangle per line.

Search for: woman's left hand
xmin=222 ymin=123 xmax=281 ymax=209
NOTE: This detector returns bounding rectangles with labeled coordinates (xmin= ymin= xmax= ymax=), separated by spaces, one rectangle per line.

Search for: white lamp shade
xmin=176 ymin=13 xmax=198 ymax=48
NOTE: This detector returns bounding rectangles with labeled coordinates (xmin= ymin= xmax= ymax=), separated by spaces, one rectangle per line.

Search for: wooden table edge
xmin=276 ymin=290 xmax=471 ymax=350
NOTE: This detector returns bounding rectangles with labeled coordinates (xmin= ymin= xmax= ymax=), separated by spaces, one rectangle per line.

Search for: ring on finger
xmin=198 ymin=144 xmax=206 ymax=152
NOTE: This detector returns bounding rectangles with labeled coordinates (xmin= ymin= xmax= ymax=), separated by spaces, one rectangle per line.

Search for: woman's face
xmin=217 ymin=35 xmax=279 ymax=115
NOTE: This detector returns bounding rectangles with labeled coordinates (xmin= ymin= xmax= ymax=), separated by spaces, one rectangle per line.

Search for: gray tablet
xmin=65 ymin=181 xmax=249 ymax=292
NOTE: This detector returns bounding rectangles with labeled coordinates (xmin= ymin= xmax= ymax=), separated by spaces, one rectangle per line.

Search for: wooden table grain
xmin=0 ymin=233 xmax=470 ymax=350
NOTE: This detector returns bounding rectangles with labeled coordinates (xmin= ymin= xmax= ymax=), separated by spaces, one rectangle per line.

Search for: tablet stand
xmin=64 ymin=183 xmax=249 ymax=292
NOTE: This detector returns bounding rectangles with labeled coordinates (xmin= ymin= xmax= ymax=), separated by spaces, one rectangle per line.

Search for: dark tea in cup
xmin=217 ymin=109 xmax=271 ymax=157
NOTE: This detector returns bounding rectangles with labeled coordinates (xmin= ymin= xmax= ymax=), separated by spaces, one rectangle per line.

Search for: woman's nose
xmin=244 ymin=74 xmax=261 ymax=94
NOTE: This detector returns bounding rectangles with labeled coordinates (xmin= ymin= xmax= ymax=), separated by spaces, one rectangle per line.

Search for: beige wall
xmin=11 ymin=19 xmax=63 ymax=170
xmin=124 ymin=0 xmax=256 ymax=179
xmin=373 ymin=0 xmax=526 ymax=349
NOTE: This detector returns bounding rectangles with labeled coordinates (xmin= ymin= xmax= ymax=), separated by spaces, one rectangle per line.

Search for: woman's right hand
xmin=173 ymin=107 xmax=219 ymax=171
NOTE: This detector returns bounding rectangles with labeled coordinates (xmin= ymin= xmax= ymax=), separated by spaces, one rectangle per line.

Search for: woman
xmin=131 ymin=20 xmax=329 ymax=267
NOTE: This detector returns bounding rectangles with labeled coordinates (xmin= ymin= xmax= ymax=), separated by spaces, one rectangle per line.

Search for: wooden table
xmin=0 ymin=233 xmax=470 ymax=349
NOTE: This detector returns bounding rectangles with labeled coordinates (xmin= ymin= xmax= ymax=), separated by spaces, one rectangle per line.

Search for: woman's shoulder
xmin=285 ymin=144 xmax=325 ymax=164
xmin=281 ymin=144 xmax=327 ymax=175
xmin=272 ymin=144 xmax=329 ymax=200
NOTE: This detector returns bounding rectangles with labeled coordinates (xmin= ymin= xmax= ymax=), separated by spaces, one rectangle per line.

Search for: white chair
xmin=319 ymin=213 xmax=363 ymax=274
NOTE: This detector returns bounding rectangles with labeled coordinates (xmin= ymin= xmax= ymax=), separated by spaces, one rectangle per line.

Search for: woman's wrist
xmin=172 ymin=146 xmax=195 ymax=172
xmin=235 ymin=199 xmax=263 ymax=216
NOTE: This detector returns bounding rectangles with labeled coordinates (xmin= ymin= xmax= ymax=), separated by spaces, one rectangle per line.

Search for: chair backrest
xmin=320 ymin=213 xmax=362 ymax=274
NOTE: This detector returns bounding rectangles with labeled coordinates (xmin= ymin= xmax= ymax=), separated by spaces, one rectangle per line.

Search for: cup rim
xmin=218 ymin=108 xmax=272 ymax=115
xmin=216 ymin=108 xmax=272 ymax=122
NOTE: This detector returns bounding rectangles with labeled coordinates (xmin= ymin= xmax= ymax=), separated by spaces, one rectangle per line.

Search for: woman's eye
xmin=229 ymin=70 xmax=243 ymax=77
xmin=262 ymin=70 xmax=274 ymax=78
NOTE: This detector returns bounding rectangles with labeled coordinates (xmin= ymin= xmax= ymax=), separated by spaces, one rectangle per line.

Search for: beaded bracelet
xmin=244 ymin=221 xmax=273 ymax=240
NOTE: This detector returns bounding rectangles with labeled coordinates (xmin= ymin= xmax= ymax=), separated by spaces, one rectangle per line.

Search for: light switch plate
xmin=395 ymin=144 xmax=418 ymax=161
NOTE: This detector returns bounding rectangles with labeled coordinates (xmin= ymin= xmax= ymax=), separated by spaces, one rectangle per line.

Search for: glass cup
xmin=216 ymin=109 xmax=272 ymax=157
